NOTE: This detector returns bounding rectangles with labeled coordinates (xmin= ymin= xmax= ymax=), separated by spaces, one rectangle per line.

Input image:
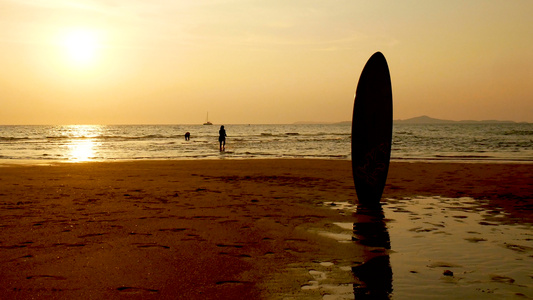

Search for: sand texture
xmin=0 ymin=160 xmax=531 ymax=299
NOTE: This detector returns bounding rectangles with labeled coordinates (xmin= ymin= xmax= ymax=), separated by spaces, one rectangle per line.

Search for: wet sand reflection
xmin=319 ymin=197 xmax=532 ymax=298
xmin=351 ymin=205 xmax=392 ymax=298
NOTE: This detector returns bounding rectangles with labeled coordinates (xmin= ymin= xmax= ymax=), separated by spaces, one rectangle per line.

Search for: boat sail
xmin=203 ymin=112 xmax=213 ymax=125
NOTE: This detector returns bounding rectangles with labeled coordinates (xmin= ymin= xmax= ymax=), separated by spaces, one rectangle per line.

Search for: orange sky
xmin=1 ymin=1 xmax=532 ymax=124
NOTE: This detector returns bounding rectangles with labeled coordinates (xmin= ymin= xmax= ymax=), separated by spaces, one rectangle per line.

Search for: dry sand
xmin=0 ymin=159 xmax=531 ymax=299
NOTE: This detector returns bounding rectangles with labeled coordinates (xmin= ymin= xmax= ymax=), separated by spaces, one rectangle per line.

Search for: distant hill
xmin=293 ymin=116 xmax=520 ymax=125
xmin=394 ymin=115 xmax=517 ymax=124
xmin=394 ymin=115 xmax=452 ymax=124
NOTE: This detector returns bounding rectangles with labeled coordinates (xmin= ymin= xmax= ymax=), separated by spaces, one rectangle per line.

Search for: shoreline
xmin=1 ymin=159 xmax=531 ymax=298
xmin=1 ymin=157 xmax=532 ymax=167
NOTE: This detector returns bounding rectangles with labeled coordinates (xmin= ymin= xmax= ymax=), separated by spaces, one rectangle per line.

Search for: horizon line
xmin=0 ymin=115 xmax=530 ymax=126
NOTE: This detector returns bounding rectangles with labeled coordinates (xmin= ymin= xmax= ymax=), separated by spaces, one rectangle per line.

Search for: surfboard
xmin=351 ymin=52 xmax=393 ymax=207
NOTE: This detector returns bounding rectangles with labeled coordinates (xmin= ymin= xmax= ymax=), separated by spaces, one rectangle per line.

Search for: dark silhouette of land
xmin=294 ymin=116 xmax=524 ymax=125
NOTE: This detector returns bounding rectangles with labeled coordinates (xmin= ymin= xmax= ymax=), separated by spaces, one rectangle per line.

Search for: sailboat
xmin=203 ymin=112 xmax=213 ymax=125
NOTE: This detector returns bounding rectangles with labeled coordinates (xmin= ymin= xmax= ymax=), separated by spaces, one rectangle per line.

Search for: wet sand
xmin=0 ymin=160 xmax=531 ymax=299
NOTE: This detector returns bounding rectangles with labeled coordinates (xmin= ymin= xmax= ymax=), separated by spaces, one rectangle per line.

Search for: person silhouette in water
xmin=219 ymin=125 xmax=227 ymax=152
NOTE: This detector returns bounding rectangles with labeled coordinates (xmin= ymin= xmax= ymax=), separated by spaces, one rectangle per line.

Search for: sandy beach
xmin=1 ymin=159 xmax=531 ymax=299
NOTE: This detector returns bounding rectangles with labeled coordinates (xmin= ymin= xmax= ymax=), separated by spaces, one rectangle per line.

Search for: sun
xmin=62 ymin=29 xmax=99 ymax=65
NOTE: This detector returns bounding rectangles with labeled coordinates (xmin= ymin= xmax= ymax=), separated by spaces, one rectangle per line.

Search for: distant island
xmin=393 ymin=115 xmax=519 ymax=124
xmin=294 ymin=116 xmax=522 ymax=125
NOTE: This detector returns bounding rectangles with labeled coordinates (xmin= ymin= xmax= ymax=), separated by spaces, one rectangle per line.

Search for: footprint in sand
xmin=181 ymin=234 xmax=206 ymax=242
xmin=0 ymin=244 xmax=30 ymax=249
xmin=78 ymin=233 xmax=106 ymax=238
xmin=117 ymin=286 xmax=159 ymax=294
xmin=128 ymin=232 xmax=152 ymax=236
xmin=158 ymin=228 xmax=187 ymax=232
xmin=26 ymin=275 xmax=67 ymax=280
xmin=132 ymin=243 xmax=170 ymax=249
xmin=490 ymin=274 xmax=516 ymax=284
xmin=464 ymin=237 xmax=487 ymax=243
xmin=53 ymin=243 xmax=85 ymax=247
xmin=215 ymin=280 xmax=251 ymax=286
xmin=8 ymin=254 xmax=34 ymax=262
xmin=218 ymin=252 xmax=252 ymax=258
xmin=216 ymin=244 xmax=244 ymax=248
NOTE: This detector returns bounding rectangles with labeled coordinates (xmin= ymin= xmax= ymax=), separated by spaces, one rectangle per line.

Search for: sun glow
xmin=62 ymin=29 xmax=100 ymax=65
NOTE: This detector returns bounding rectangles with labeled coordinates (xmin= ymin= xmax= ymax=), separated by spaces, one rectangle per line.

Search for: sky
xmin=1 ymin=0 xmax=532 ymax=125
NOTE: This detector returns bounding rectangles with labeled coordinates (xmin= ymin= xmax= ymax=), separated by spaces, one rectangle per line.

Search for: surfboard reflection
xmin=351 ymin=204 xmax=392 ymax=298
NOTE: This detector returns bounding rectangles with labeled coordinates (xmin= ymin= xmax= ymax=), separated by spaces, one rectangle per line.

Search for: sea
xmin=0 ymin=123 xmax=531 ymax=163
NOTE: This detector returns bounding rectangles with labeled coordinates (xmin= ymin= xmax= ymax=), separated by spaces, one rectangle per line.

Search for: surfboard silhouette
xmin=351 ymin=52 xmax=393 ymax=207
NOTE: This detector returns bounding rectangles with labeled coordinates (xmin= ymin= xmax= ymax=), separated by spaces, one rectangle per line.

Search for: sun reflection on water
xmin=68 ymin=139 xmax=96 ymax=162
xmin=64 ymin=125 xmax=103 ymax=162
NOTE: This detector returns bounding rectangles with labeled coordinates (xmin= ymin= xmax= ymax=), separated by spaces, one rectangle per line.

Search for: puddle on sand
xmin=301 ymin=267 xmax=354 ymax=299
xmin=323 ymin=197 xmax=533 ymax=299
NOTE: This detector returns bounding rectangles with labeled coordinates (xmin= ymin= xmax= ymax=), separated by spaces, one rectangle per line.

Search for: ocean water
xmin=0 ymin=123 xmax=531 ymax=163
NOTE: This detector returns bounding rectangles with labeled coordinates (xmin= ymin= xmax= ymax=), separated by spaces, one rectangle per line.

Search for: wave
xmin=44 ymin=134 xmax=176 ymax=141
xmin=434 ymin=154 xmax=493 ymax=159
xmin=4 ymin=132 xmax=352 ymax=142
xmin=0 ymin=137 xmax=31 ymax=141
xmin=503 ymin=130 xmax=533 ymax=136
xmin=259 ymin=132 xmax=349 ymax=137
